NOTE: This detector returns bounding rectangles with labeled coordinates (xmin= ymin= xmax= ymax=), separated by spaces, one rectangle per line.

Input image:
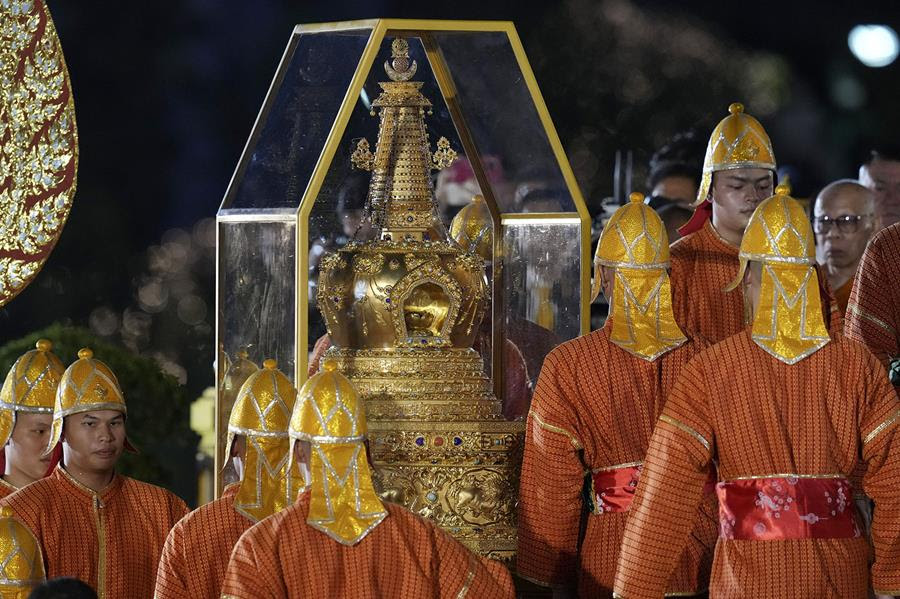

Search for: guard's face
xmin=710 ymin=169 xmax=774 ymax=234
xmin=6 ymin=412 xmax=53 ymax=481
xmin=62 ymin=410 xmax=125 ymax=472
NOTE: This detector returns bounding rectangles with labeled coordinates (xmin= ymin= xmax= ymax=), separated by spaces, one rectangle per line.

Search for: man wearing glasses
xmin=813 ymin=180 xmax=877 ymax=315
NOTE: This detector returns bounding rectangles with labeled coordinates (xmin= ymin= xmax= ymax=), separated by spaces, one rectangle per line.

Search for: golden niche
xmin=315 ymin=38 xmax=524 ymax=561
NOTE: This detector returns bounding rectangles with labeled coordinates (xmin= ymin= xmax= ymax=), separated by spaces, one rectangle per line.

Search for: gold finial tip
xmin=728 ymin=102 xmax=744 ymax=115
xmin=262 ymin=358 xmax=277 ymax=370
xmin=322 ymin=360 xmax=338 ymax=373
xmin=775 ymin=182 xmax=792 ymax=195
xmin=472 ymin=194 xmax=484 ymax=203
xmin=36 ymin=339 xmax=52 ymax=351
xmin=236 ymin=350 xmax=249 ymax=360
xmin=629 ymin=192 xmax=645 ymax=204
xmin=77 ymin=348 xmax=93 ymax=360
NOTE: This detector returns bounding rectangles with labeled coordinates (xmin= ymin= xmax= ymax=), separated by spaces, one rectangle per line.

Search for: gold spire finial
xmin=775 ymin=181 xmax=791 ymax=196
xmin=384 ymin=38 xmax=417 ymax=82
xmin=729 ymin=102 xmax=744 ymax=114
xmin=629 ymin=192 xmax=645 ymax=204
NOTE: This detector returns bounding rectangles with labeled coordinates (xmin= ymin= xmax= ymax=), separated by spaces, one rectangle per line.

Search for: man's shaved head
xmin=816 ymin=179 xmax=875 ymax=216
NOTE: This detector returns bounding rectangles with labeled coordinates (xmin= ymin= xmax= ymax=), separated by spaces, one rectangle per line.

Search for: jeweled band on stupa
xmin=314 ymin=37 xmax=525 ymax=561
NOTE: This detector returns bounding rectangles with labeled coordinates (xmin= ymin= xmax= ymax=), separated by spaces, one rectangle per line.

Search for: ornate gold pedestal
xmin=326 ymin=347 xmax=523 ymax=560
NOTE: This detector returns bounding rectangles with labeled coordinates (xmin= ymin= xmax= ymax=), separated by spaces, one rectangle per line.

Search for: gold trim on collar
xmin=658 ymin=414 xmax=710 ymax=452
xmin=529 ymin=411 xmax=582 ymax=449
xmin=864 ymin=409 xmax=900 ymax=445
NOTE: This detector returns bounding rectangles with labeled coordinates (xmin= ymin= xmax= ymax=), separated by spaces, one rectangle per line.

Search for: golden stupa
xmin=315 ymin=38 xmax=524 ymax=560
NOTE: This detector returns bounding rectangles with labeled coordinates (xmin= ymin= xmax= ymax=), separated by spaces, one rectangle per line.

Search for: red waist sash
xmin=717 ymin=476 xmax=861 ymax=540
xmin=591 ymin=463 xmax=716 ymax=514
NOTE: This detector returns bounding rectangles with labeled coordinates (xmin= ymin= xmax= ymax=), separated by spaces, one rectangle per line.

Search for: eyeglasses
xmin=812 ymin=214 xmax=872 ymax=234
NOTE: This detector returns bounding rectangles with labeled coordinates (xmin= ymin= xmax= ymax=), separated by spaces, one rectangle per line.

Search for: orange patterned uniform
xmin=517 ymin=327 xmax=717 ymax=597
xmin=671 ymin=221 xmax=842 ymax=342
xmin=614 ymin=332 xmax=900 ymax=598
xmin=221 ymin=492 xmax=515 ymax=599
xmin=1 ymin=466 xmax=188 ymax=599
xmin=156 ymin=484 xmax=249 ymax=599
xmin=846 ymin=222 xmax=900 ymax=367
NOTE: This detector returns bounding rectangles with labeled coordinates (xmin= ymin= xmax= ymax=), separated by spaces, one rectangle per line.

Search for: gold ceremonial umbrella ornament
xmin=0 ymin=0 xmax=78 ymax=308
xmin=215 ymin=20 xmax=589 ymax=560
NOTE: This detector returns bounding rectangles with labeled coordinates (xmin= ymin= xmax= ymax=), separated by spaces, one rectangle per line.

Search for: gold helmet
xmin=449 ymin=194 xmax=492 ymax=261
xmin=0 ymin=506 xmax=45 ymax=596
xmin=224 ymin=359 xmax=298 ymax=522
xmin=681 ymin=103 xmax=776 ymax=235
xmin=0 ymin=340 xmax=63 ymax=448
xmin=593 ymin=193 xmax=687 ymax=360
xmin=696 ymin=102 xmax=776 ymax=206
xmin=725 ymin=183 xmax=829 ymax=363
xmin=289 ymin=360 xmax=386 ymax=545
xmin=45 ymin=348 xmax=136 ymax=457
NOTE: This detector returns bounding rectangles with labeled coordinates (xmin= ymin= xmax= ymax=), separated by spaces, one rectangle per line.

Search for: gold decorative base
xmin=324 ymin=347 xmax=524 ymax=561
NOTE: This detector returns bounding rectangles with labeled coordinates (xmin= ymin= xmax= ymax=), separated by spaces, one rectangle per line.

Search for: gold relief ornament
xmin=0 ymin=340 xmax=63 ymax=448
xmin=224 ymin=359 xmax=298 ymax=522
xmin=695 ymin=102 xmax=776 ymax=206
xmin=725 ymin=183 xmax=830 ymax=364
xmin=44 ymin=348 xmax=137 ymax=457
xmin=290 ymin=361 xmax=387 ymax=546
xmin=0 ymin=0 xmax=78 ymax=307
xmin=593 ymin=192 xmax=686 ymax=361
xmin=0 ymin=506 xmax=45 ymax=596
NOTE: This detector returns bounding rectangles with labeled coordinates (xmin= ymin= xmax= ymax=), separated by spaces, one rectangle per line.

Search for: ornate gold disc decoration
xmin=0 ymin=0 xmax=78 ymax=307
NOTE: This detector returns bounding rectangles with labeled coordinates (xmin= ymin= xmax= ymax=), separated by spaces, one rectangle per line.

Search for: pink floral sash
xmin=717 ymin=476 xmax=861 ymax=540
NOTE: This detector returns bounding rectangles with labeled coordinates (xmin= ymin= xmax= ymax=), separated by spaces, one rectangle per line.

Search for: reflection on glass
xmin=501 ymin=218 xmax=581 ymax=401
xmin=218 ymin=219 xmax=297 ymax=376
xmin=225 ymin=29 xmax=372 ymax=210
xmin=431 ymin=31 xmax=576 ymax=213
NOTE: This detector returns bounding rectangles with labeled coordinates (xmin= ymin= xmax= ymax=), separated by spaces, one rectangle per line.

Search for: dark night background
xmin=1 ymin=0 xmax=898 ymax=499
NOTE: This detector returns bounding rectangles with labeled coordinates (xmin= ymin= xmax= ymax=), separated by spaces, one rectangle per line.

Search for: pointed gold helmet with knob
xmin=681 ymin=103 xmax=776 ymax=235
xmin=593 ymin=192 xmax=686 ymax=360
xmin=44 ymin=348 xmax=136 ymax=457
xmin=289 ymin=360 xmax=386 ymax=546
xmin=0 ymin=506 xmax=45 ymax=596
xmin=224 ymin=358 xmax=298 ymax=522
xmin=0 ymin=340 xmax=63 ymax=450
xmin=725 ymin=183 xmax=829 ymax=363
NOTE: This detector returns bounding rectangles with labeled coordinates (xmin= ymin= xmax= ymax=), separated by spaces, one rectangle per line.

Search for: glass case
xmin=216 ymin=19 xmax=590 ymax=486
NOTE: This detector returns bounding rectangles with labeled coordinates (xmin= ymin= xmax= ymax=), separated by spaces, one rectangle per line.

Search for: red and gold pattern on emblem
xmin=0 ymin=0 xmax=78 ymax=307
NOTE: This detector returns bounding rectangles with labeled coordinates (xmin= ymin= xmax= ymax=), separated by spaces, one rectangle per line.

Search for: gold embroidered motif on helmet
xmin=225 ymin=358 xmax=298 ymax=522
xmin=0 ymin=340 xmax=63 ymax=448
xmin=695 ymin=102 xmax=776 ymax=206
xmin=593 ymin=192 xmax=686 ymax=360
xmin=725 ymin=183 xmax=829 ymax=363
xmin=44 ymin=348 xmax=135 ymax=457
xmin=290 ymin=360 xmax=386 ymax=546
xmin=0 ymin=506 xmax=45 ymax=596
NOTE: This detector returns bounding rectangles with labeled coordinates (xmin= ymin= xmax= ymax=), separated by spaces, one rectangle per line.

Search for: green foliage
xmin=0 ymin=324 xmax=199 ymax=501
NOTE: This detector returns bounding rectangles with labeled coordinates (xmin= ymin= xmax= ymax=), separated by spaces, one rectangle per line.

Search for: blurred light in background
xmin=848 ymin=25 xmax=899 ymax=67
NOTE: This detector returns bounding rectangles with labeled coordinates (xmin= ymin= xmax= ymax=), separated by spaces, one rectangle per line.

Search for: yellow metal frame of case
xmin=291 ymin=19 xmax=590 ymax=386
